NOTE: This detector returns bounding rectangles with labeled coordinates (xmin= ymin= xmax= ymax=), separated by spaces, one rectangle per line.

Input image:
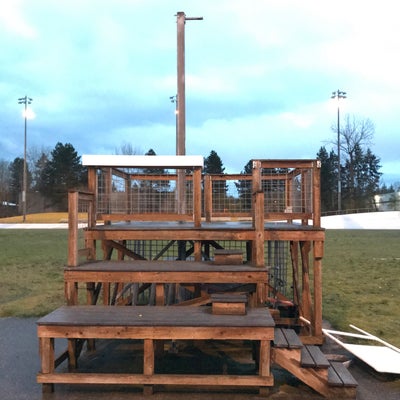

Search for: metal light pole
xmin=331 ymin=90 xmax=346 ymax=212
xmin=18 ymin=95 xmax=33 ymax=222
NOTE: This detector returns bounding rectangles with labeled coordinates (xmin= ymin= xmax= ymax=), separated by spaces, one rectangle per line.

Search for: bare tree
xmin=114 ymin=142 xmax=142 ymax=155
xmin=331 ymin=114 xmax=378 ymax=209
xmin=338 ymin=114 xmax=375 ymax=163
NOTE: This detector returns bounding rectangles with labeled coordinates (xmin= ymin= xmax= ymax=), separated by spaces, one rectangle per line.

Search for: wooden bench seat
xmin=64 ymin=260 xmax=269 ymax=306
xmin=37 ymin=305 xmax=275 ymax=395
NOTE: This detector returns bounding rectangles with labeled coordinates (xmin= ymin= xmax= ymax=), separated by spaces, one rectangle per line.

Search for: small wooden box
xmin=211 ymin=294 xmax=247 ymax=315
xmin=214 ymin=249 xmax=243 ymax=265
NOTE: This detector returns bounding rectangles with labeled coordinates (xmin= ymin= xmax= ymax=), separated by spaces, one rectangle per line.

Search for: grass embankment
xmin=0 ymin=229 xmax=67 ymax=317
xmin=0 ymin=212 xmax=71 ymax=223
xmin=323 ymin=230 xmax=400 ymax=347
xmin=0 ymin=218 xmax=399 ymax=347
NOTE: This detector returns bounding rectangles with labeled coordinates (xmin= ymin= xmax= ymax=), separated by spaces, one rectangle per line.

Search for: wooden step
xmin=211 ymin=293 xmax=248 ymax=315
xmin=301 ymin=345 xmax=330 ymax=369
xmin=214 ymin=249 xmax=243 ymax=265
xmin=328 ymin=361 xmax=358 ymax=387
xmin=273 ymin=328 xmax=303 ymax=349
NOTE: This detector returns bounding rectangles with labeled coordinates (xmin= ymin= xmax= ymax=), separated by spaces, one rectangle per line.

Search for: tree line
xmin=0 ymin=114 xmax=397 ymax=216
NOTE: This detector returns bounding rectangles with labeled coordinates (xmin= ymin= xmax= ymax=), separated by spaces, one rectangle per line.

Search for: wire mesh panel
xmin=205 ymin=175 xmax=253 ymax=218
xmin=261 ymin=167 xmax=313 ymax=214
xmin=213 ymin=178 xmax=253 ymax=213
xmin=265 ymin=240 xmax=289 ymax=297
xmin=96 ymin=168 xmax=194 ymax=216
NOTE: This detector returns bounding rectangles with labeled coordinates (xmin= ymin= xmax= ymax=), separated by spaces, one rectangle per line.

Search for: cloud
xmin=1 ymin=0 xmax=399 ymax=185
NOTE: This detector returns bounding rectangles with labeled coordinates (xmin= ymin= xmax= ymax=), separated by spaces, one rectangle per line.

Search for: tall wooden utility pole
xmin=176 ymin=12 xmax=203 ymax=216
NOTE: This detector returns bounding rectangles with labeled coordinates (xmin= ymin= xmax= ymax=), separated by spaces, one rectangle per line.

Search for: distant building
xmin=374 ymin=192 xmax=400 ymax=211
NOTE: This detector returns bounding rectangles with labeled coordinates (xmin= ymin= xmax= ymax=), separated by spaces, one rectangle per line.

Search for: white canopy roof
xmin=82 ymin=155 xmax=204 ymax=168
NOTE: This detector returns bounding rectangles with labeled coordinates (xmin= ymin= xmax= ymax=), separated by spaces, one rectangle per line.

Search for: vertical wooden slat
xmin=68 ymin=191 xmax=78 ymax=267
xmin=204 ymin=174 xmax=212 ymax=222
xmin=67 ymin=339 xmax=77 ymax=370
xmin=64 ymin=281 xmax=78 ymax=306
xmin=313 ymin=243 xmax=323 ymax=339
xmin=300 ymin=241 xmax=313 ymax=324
xmin=103 ymin=283 xmax=110 ymax=305
xmin=194 ymin=240 xmax=202 ymax=261
xmin=143 ymin=339 xmax=154 ymax=395
xmin=155 ymin=284 xmax=165 ymax=306
xmin=193 ymin=166 xmax=202 ymax=227
xmin=39 ymin=337 xmax=55 ymax=392
xmin=259 ymin=340 xmax=271 ymax=376
xmin=87 ymin=167 xmax=97 ymax=222
xmin=252 ymin=191 xmax=265 ymax=267
xmin=290 ymin=241 xmax=302 ymax=313
xmin=313 ymin=160 xmax=321 ymax=228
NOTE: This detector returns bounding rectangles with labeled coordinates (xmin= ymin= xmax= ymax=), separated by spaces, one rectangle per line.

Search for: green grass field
xmin=0 ymin=228 xmax=399 ymax=347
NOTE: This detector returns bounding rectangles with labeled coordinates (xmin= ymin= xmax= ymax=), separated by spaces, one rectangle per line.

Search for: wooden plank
xmin=65 ymin=260 xmax=268 ymax=273
xmin=273 ymin=328 xmax=288 ymax=348
xmin=211 ymin=294 xmax=247 ymax=303
xmin=214 ymin=249 xmax=243 ymax=265
xmin=301 ymin=346 xmax=316 ymax=367
xmin=37 ymin=306 xmax=274 ymax=327
xmin=68 ymin=191 xmax=79 ymax=267
xmin=37 ymin=372 xmax=274 ymax=387
xmin=328 ymin=362 xmax=358 ymax=387
xmin=282 ymin=328 xmax=303 ymax=349
xmin=303 ymin=345 xmax=330 ymax=369
xmin=327 ymin=364 xmax=343 ymax=386
xmin=143 ymin=339 xmax=154 ymax=376
xmin=212 ymin=302 xmax=246 ymax=315
xmin=84 ymin=227 xmax=325 ymax=243
xmin=259 ymin=341 xmax=271 ymax=378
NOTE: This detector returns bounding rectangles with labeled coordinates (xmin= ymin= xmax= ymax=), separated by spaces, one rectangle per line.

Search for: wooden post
xmin=251 ymin=160 xmax=265 ymax=266
xmin=204 ymin=174 xmax=212 ymax=222
xmin=39 ymin=337 xmax=55 ymax=393
xmin=313 ymin=160 xmax=321 ymax=228
xmin=252 ymin=191 xmax=265 ymax=267
xmin=258 ymin=340 xmax=271 ymax=396
xmin=155 ymin=284 xmax=165 ymax=306
xmin=313 ymin=241 xmax=324 ymax=339
xmin=176 ymin=12 xmax=186 ymax=216
xmin=143 ymin=339 xmax=154 ymax=395
xmin=193 ymin=166 xmax=202 ymax=227
xmin=300 ymin=241 xmax=313 ymax=324
xmin=68 ymin=191 xmax=78 ymax=267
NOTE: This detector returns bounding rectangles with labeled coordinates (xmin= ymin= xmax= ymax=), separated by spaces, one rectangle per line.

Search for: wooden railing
xmin=68 ymin=190 xmax=96 ymax=267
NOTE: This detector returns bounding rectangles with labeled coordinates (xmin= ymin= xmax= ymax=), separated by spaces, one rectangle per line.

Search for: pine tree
xmin=316 ymin=147 xmax=337 ymax=212
xmin=38 ymin=143 xmax=86 ymax=210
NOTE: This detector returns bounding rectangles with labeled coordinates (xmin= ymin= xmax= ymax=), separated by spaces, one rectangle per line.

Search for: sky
xmin=1 ymin=0 xmax=399 ymax=185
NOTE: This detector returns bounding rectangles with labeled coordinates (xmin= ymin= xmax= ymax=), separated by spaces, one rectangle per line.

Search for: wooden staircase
xmin=272 ymin=328 xmax=357 ymax=399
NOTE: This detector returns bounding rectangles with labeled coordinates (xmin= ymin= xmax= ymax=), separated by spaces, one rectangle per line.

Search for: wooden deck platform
xmin=37 ymin=305 xmax=275 ymax=394
xmin=84 ymin=220 xmax=325 ymax=242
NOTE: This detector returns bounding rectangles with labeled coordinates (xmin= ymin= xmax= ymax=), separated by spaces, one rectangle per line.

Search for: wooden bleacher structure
xmin=37 ymin=155 xmax=357 ymax=398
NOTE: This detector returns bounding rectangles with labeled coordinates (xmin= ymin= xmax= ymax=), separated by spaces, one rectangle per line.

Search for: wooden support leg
xmin=67 ymin=339 xmax=77 ymax=370
xmin=155 ymin=284 xmax=164 ymax=306
xmin=194 ymin=240 xmax=202 ymax=261
xmin=143 ymin=339 xmax=154 ymax=395
xmin=258 ymin=340 xmax=272 ymax=396
xmin=39 ymin=337 xmax=55 ymax=393
xmin=103 ymin=283 xmax=110 ymax=305
xmin=65 ymin=281 xmax=78 ymax=305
